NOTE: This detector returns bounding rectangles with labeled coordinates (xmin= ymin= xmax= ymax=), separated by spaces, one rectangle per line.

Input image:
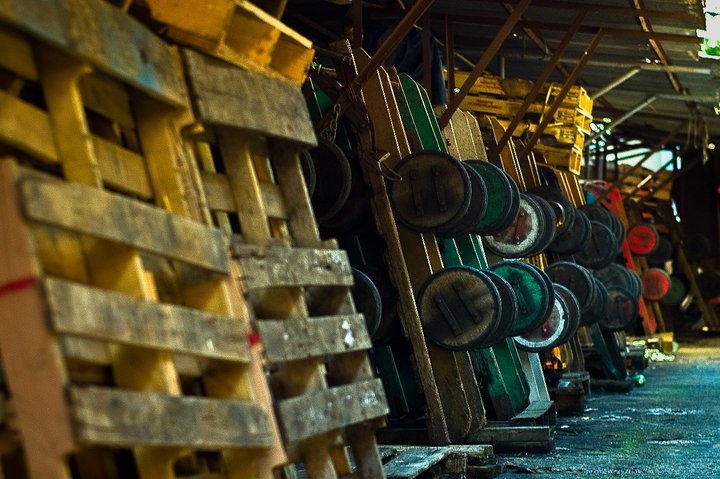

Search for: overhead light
xmin=710 ymin=143 xmax=717 ymax=150
xmin=602 ymin=117 xmax=612 ymax=123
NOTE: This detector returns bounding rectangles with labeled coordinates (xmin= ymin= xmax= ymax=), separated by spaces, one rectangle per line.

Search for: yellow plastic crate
xmin=535 ymin=144 xmax=584 ymax=176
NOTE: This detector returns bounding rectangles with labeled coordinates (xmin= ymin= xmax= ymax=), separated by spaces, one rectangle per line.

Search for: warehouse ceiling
xmin=287 ymin=0 xmax=717 ymax=149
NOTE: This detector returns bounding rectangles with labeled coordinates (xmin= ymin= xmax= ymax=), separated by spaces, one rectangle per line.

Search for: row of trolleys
xmin=303 ymin=145 xmax=643 ymax=354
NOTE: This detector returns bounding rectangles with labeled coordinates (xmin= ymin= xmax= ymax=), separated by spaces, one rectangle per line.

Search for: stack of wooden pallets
xmin=452 ymin=71 xmax=593 ymax=175
xmin=618 ymin=164 xmax=674 ymax=203
xmin=0 ymin=1 xmax=386 ymax=478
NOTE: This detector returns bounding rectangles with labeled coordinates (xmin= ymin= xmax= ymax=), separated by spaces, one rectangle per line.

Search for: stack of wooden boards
xmin=451 ymin=71 xmax=593 ymax=175
xmin=0 ymin=1 xmax=387 ymax=478
xmin=618 ymin=164 xmax=674 ymax=203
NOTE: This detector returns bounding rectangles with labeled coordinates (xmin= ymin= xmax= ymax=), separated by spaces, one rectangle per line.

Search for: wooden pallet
xmin=0 ymin=160 xmax=286 ymax=478
xmin=0 ymin=4 xmax=288 ymax=476
xmin=495 ymin=119 xmax=588 ymax=148
xmin=0 ymin=2 xmax=201 ymax=220
xmin=451 ymin=71 xmax=593 ymax=115
xmin=141 ymin=0 xmax=314 ymax=85
xmin=380 ymin=445 xmax=499 ymax=479
xmin=180 ymin=47 xmax=388 ymax=478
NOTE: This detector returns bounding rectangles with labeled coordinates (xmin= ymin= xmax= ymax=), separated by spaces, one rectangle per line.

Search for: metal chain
xmin=320 ymin=103 xmax=342 ymax=142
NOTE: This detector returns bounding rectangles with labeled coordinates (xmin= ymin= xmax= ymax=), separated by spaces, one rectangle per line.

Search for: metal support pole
xmin=595 ymin=121 xmax=686 ymax=202
xmin=422 ymin=14 xmax=432 ymax=94
xmin=516 ymin=29 xmax=605 ymax=162
xmin=588 ymin=96 xmax=657 ymax=141
xmin=491 ymin=9 xmax=588 ymax=159
xmin=591 ymin=66 xmax=641 ymax=100
xmin=315 ymin=0 xmax=436 ymax=135
xmin=437 ymin=0 xmax=532 ymax=128
xmin=352 ymin=0 xmax=363 ymax=48
xmin=445 ymin=17 xmax=455 ymax=101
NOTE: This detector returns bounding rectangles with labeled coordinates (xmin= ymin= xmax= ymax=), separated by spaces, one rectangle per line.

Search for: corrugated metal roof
xmin=430 ymin=0 xmax=718 ymax=143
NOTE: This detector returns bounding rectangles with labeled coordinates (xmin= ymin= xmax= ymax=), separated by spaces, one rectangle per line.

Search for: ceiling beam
xmin=500 ymin=2 xmax=616 ymax=111
xmin=492 ymin=9 xmax=588 ymax=156
xmin=441 ymin=0 xmax=701 ymax=22
xmin=631 ymin=0 xmax=684 ymax=93
xmin=445 ymin=16 xmax=700 ymax=43
xmin=438 ymin=0 xmax=532 ymax=127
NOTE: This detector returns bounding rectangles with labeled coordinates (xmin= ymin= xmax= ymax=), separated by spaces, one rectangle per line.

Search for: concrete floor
xmin=497 ymin=337 xmax=720 ymax=478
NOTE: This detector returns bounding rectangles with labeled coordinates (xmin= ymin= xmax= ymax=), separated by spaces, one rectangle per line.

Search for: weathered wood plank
xmin=45 ymin=277 xmax=249 ymax=362
xmin=79 ymin=74 xmax=135 ymax=129
xmin=277 ymin=379 xmax=388 ymax=443
xmin=0 ymin=0 xmax=188 ymax=107
xmin=259 ymin=181 xmax=288 ymax=220
xmin=383 ymin=447 xmax=448 ymax=479
xmin=93 ymin=136 xmax=153 ymax=200
xmin=20 ymin=177 xmax=228 ymax=273
xmin=0 ymin=91 xmax=58 ymax=163
xmin=0 ymin=160 xmax=76 ymax=479
xmin=233 ymin=243 xmax=353 ymax=289
xmin=0 ymin=25 xmax=37 ymax=80
xmin=70 ymin=386 xmax=273 ymax=448
xmin=257 ymin=314 xmax=370 ymax=363
xmin=467 ymin=425 xmax=552 ymax=444
xmin=182 ymin=48 xmax=316 ymax=147
xmin=200 ymin=170 xmax=235 ymax=212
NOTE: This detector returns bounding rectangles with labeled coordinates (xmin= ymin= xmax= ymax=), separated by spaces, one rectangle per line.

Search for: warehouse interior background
xmin=2 ymin=0 xmax=720 ymax=477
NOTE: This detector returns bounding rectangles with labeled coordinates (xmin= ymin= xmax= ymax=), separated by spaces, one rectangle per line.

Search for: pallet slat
xmin=277 ymin=379 xmax=388 ymax=443
xmin=70 ymin=386 xmax=273 ymax=448
xmin=20 ymin=178 xmax=228 ymax=273
xmin=233 ymin=243 xmax=353 ymax=289
xmin=383 ymin=447 xmax=448 ymax=479
xmin=0 ymin=91 xmax=58 ymax=163
xmin=0 ymin=0 xmax=188 ymax=107
xmin=257 ymin=314 xmax=371 ymax=362
xmin=182 ymin=48 xmax=316 ymax=147
xmin=92 ymin=136 xmax=153 ymax=199
xmin=45 ymin=277 xmax=250 ymax=362
xmin=0 ymin=25 xmax=38 ymax=80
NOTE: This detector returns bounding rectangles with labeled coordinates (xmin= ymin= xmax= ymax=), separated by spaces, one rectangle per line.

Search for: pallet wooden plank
xmin=467 ymin=425 xmax=552 ymax=443
xmin=277 ymin=379 xmax=388 ymax=443
xmin=260 ymin=182 xmax=288 ymax=220
xmin=233 ymin=243 xmax=353 ymax=289
xmin=0 ymin=0 xmax=187 ymax=108
xmin=20 ymin=177 xmax=228 ymax=273
xmin=0 ymin=0 xmax=187 ymax=107
xmin=0 ymin=90 xmax=58 ymax=163
xmin=257 ymin=314 xmax=371 ymax=363
xmin=200 ymin=170 xmax=235 ymax=212
xmin=383 ymin=447 xmax=448 ymax=479
xmin=181 ymin=48 xmax=316 ymax=147
xmin=0 ymin=24 xmax=38 ymax=80
xmin=79 ymin=73 xmax=135 ymax=129
xmin=93 ymin=136 xmax=153 ymax=200
xmin=70 ymin=386 xmax=273 ymax=448
xmin=45 ymin=277 xmax=250 ymax=362
xmin=0 ymin=160 xmax=76 ymax=479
